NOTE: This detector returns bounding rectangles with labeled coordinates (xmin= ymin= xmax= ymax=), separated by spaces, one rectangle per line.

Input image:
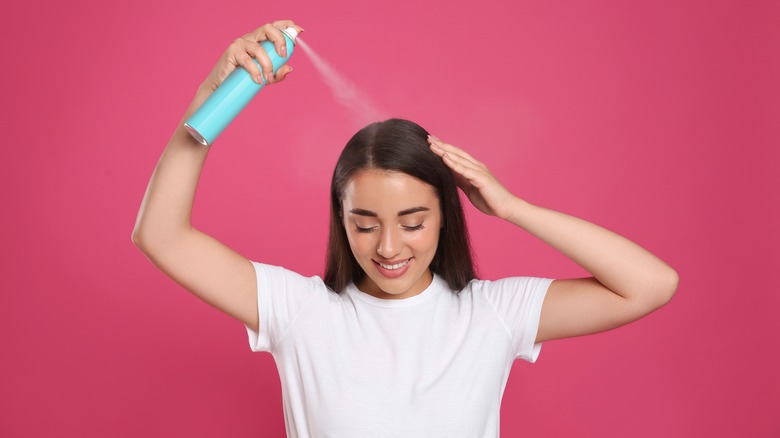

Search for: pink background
xmin=2 ymin=0 xmax=778 ymax=436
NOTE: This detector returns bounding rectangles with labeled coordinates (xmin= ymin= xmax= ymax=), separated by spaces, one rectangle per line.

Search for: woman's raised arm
xmin=131 ymin=21 xmax=303 ymax=332
xmin=427 ymin=135 xmax=679 ymax=343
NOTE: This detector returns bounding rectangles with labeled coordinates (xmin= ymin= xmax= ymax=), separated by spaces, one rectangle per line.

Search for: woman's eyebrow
xmin=348 ymin=207 xmax=430 ymax=217
xmin=398 ymin=206 xmax=430 ymax=216
xmin=349 ymin=208 xmax=377 ymax=217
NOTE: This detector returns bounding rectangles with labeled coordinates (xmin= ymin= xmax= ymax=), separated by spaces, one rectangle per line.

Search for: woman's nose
xmin=377 ymin=227 xmax=401 ymax=258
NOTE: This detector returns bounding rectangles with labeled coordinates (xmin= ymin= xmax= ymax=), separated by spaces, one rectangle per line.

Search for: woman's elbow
xmin=131 ymin=225 xmax=149 ymax=251
xmin=131 ymin=225 xmax=160 ymax=253
xmin=652 ymin=267 xmax=679 ymax=309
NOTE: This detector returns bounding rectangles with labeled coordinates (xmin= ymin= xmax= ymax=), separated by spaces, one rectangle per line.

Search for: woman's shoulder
xmin=459 ymin=274 xmax=554 ymax=300
xmin=249 ymin=261 xmax=333 ymax=293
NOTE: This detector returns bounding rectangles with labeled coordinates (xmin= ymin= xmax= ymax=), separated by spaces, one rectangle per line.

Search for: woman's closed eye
xmin=354 ymin=223 xmax=425 ymax=233
xmin=355 ymin=224 xmax=378 ymax=233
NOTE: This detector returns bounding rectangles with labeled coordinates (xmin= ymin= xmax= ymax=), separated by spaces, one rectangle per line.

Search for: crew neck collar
xmin=346 ymin=274 xmax=446 ymax=308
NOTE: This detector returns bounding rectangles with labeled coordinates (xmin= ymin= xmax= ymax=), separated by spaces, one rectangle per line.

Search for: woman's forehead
xmin=343 ymin=169 xmax=438 ymax=211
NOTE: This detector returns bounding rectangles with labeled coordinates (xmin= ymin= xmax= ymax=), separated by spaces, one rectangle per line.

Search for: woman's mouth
xmin=377 ymin=259 xmax=410 ymax=270
xmin=373 ymin=258 xmax=412 ymax=278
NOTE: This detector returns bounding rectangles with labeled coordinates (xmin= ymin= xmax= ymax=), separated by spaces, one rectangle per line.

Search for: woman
xmin=132 ymin=20 xmax=678 ymax=437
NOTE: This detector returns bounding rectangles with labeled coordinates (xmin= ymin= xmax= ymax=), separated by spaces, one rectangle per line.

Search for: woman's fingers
xmin=248 ymin=20 xmax=303 ymax=40
xmin=430 ymin=143 xmax=484 ymax=195
xmin=242 ymin=21 xmax=303 ymax=84
xmin=259 ymin=25 xmax=289 ymax=59
xmin=428 ymin=135 xmax=489 ymax=181
xmin=441 ymin=155 xmax=477 ymax=192
xmin=240 ymin=38 xmax=274 ymax=83
xmin=428 ymin=135 xmax=483 ymax=167
xmin=240 ymin=26 xmax=278 ymax=83
xmin=273 ymin=65 xmax=294 ymax=83
xmin=441 ymin=151 xmax=484 ymax=187
xmin=427 ymin=134 xmax=516 ymax=218
xmin=200 ymin=20 xmax=302 ymax=93
xmin=227 ymin=41 xmax=261 ymax=84
xmin=271 ymin=19 xmax=304 ymax=35
xmin=428 ymin=136 xmax=485 ymax=180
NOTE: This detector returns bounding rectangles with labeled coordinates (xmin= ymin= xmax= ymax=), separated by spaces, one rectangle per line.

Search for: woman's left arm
xmin=428 ymin=135 xmax=679 ymax=343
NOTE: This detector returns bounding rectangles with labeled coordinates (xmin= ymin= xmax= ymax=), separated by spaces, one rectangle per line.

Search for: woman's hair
xmin=324 ymin=118 xmax=476 ymax=292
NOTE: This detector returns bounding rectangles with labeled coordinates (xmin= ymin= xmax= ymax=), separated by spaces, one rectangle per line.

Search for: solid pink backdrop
xmin=2 ymin=0 xmax=778 ymax=436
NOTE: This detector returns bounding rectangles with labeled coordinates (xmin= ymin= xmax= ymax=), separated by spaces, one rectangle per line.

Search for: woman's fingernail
xmin=282 ymin=46 xmax=287 ymax=57
xmin=256 ymin=74 xmax=263 ymax=83
xmin=267 ymin=72 xmax=274 ymax=83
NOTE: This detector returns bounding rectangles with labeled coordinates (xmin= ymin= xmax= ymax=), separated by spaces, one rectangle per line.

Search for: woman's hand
xmin=428 ymin=135 xmax=678 ymax=344
xmin=428 ymin=135 xmax=517 ymax=220
xmin=200 ymin=20 xmax=304 ymax=94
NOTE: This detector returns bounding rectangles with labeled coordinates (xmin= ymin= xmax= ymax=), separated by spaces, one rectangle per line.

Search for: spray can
xmin=184 ymin=27 xmax=299 ymax=146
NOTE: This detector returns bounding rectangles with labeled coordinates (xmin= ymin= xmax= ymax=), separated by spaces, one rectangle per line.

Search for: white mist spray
xmin=296 ymin=38 xmax=388 ymax=126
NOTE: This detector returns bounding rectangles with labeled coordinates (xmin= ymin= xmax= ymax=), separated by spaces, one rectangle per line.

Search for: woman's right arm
xmin=131 ymin=21 xmax=303 ymax=333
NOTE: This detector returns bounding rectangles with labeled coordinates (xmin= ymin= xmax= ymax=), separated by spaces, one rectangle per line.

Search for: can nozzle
xmin=281 ymin=27 xmax=299 ymax=45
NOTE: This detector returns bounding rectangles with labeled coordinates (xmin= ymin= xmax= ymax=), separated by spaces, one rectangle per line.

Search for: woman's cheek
xmin=408 ymin=229 xmax=436 ymax=248
xmin=353 ymin=232 xmax=377 ymax=254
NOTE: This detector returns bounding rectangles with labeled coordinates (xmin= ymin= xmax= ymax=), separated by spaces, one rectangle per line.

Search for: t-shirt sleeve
xmin=478 ymin=276 xmax=553 ymax=363
xmin=244 ymin=261 xmax=323 ymax=353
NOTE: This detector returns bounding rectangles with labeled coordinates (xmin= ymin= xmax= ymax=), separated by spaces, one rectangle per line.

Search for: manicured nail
xmin=256 ymin=74 xmax=263 ymax=83
xmin=282 ymin=46 xmax=287 ymax=58
xmin=266 ymin=72 xmax=274 ymax=83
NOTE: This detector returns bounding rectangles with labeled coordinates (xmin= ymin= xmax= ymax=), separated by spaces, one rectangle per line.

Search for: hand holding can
xmin=185 ymin=21 xmax=303 ymax=146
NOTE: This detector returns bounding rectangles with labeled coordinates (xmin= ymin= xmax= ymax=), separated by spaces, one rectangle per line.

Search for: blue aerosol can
xmin=184 ymin=27 xmax=299 ymax=146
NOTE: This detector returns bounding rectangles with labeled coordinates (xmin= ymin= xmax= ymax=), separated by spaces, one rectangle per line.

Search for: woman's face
xmin=342 ymin=169 xmax=442 ymax=299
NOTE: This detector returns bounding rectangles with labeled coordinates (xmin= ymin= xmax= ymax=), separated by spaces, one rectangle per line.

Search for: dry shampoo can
xmin=184 ymin=27 xmax=298 ymax=146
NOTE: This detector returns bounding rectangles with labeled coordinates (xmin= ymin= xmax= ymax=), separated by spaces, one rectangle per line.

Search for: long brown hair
xmin=324 ymin=118 xmax=476 ymax=292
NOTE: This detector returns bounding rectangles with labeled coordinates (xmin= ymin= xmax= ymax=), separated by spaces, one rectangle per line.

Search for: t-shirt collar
xmin=346 ymin=273 xmax=446 ymax=308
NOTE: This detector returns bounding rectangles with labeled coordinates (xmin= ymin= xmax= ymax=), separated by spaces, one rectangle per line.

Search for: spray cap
xmin=281 ymin=27 xmax=299 ymax=45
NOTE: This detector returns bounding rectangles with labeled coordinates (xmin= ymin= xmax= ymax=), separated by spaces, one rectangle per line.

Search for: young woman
xmin=132 ymin=20 xmax=678 ymax=437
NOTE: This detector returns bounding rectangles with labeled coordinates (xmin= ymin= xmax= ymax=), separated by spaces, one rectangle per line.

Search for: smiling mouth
xmin=375 ymin=258 xmax=411 ymax=270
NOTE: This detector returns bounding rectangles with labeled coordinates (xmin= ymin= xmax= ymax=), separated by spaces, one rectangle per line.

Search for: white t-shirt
xmin=245 ymin=262 xmax=552 ymax=438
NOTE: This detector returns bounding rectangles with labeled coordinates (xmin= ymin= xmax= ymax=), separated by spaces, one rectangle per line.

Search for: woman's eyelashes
xmin=355 ymin=224 xmax=377 ymax=233
xmin=354 ymin=223 xmax=425 ymax=233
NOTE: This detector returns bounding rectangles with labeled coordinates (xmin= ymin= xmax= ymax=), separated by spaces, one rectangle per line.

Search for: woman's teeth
xmin=378 ymin=259 xmax=410 ymax=270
